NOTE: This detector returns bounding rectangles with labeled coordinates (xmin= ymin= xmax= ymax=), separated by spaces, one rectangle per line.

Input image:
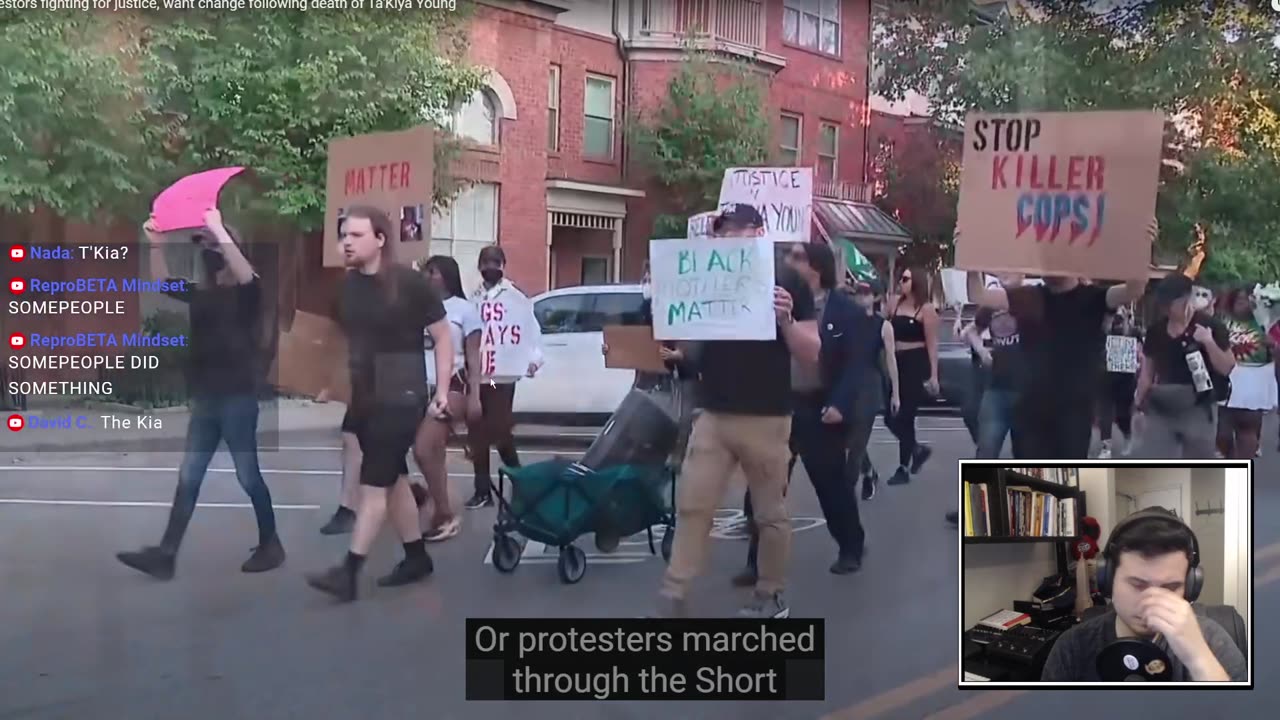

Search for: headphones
xmin=1096 ymin=508 xmax=1202 ymax=602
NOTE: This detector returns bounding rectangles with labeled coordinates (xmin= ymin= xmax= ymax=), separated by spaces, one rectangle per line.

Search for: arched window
xmin=454 ymin=89 xmax=498 ymax=146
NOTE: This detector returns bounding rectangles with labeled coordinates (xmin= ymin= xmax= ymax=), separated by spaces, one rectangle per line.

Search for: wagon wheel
xmin=557 ymin=545 xmax=586 ymax=584
xmin=492 ymin=534 xmax=521 ymax=574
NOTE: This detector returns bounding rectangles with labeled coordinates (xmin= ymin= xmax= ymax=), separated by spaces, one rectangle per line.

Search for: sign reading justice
xmin=954 ymin=111 xmax=1163 ymax=280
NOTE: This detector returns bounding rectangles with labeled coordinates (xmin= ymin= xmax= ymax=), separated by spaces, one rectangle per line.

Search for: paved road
xmin=0 ymin=415 xmax=1275 ymax=720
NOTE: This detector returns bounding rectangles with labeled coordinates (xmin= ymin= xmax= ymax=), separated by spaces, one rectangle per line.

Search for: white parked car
xmin=512 ymin=284 xmax=648 ymax=420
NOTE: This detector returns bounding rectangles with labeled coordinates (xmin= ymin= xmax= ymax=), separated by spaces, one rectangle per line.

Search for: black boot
xmin=910 ymin=444 xmax=933 ymax=474
xmin=887 ymin=466 xmax=910 ymax=485
xmin=319 ymin=507 xmax=355 ymax=536
xmin=241 ymin=536 xmax=286 ymax=573
xmin=464 ymin=491 xmax=493 ymax=510
xmin=376 ymin=554 xmax=435 ymax=587
xmin=830 ymin=554 xmax=862 ymax=575
xmin=306 ymin=552 xmax=362 ymax=602
xmin=116 ymin=546 xmax=176 ymax=581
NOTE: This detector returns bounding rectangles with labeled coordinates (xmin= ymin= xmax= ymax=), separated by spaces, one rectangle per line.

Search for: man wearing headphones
xmin=1041 ymin=508 xmax=1246 ymax=681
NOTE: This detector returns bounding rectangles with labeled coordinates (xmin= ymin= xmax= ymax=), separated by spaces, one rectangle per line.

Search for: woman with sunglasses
xmin=884 ymin=266 xmax=939 ymax=484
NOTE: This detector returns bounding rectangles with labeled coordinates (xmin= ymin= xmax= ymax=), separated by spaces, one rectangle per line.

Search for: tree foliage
xmin=631 ymin=52 xmax=771 ymax=237
xmin=874 ymin=0 xmax=1280 ymax=283
xmin=0 ymin=10 xmax=484 ymax=232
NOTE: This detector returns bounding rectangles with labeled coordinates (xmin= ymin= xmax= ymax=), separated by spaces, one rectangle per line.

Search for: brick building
xmin=441 ymin=0 xmax=910 ymax=295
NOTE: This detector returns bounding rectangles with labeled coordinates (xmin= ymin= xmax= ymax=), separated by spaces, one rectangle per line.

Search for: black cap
xmin=1154 ymin=274 xmax=1193 ymax=305
xmin=712 ymin=203 xmax=765 ymax=233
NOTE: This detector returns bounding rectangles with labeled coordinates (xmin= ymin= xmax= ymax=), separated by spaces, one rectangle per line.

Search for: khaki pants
xmin=661 ymin=412 xmax=792 ymax=599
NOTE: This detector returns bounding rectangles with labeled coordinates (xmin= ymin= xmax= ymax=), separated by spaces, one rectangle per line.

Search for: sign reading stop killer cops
xmin=954 ymin=111 xmax=1164 ymax=280
xmin=650 ymin=237 xmax=776 ymax=342
xmin=479 ymin=292 xmax=536 ymax=378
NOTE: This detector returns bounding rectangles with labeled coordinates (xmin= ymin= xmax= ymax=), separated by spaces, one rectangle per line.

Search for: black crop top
xmin=890 ymin=305 xmax=926 ymax=344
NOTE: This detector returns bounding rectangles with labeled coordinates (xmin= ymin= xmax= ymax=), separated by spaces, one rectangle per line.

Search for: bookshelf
xmin=962 ymin=467 xmax=1087 ymax=544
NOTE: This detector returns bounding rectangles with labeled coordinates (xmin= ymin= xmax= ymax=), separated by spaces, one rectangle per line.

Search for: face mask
xmin=1191 ymin=287 xmax=1212 ymax=311
xmin=480 ymin=268 xmax=504 ymax=285
xmin=641 ymin=282 xmax=652 ymax=300
xmin=202 ymin=248 xmax=226 ymax=274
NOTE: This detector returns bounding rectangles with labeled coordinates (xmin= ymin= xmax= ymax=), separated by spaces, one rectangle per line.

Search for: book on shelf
xmin=1007 ymin=467 xmax=1079 ymax=487
xmin=965 ymin=482 xmax=992 ymax=537
xmin=1006 ymin=487 xmax=1076 ymax=538
xmin=978 ymin=609 xmax=1031 ymax=630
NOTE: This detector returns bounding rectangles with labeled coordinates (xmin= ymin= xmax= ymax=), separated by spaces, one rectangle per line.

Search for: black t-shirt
xmin=1007 ymin=283 xmax=1110 ymax=400
xmin=696 ymin=262 xmax=816 ymax=416
xmin=1142 ymin=313 xmax=1230 ymax=386
xmin=167 ymin=277 xmax=263 ymax=398
xmin=340 ymin=265 xmax=446 ymax=413
xmin=973 ymin=306 xmax=1024 ymax=390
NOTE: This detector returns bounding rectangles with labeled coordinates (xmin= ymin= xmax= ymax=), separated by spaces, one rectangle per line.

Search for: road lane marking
xmin=1258 ymin=562 xmax=1280 ymax=587
xmin=922 ymin=691 xmax=1026 ymax=720
xmin=819 ymin=665 xmax=957 ymax=720
xmin=1256 ymin=541 xmax=1280 ymax=563
xmin=0 ymin=499 xmax=321 ymax=509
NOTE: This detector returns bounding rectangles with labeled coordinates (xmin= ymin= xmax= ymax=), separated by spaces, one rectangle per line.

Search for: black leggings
xmin=887 ymin=347 xmax=930 ymax=467
xmin=1096 ymin=372 xmax=1137 ymax=442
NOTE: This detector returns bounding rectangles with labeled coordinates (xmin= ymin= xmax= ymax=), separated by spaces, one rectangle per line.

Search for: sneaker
xmin=464 ymin=492 xmax=492 ymax=510
xmin=319 ymin=507 xmax=355 ymax=536
xmin=887 ymin=466 xmax=910 ymax=486
xmin=410 ymin=483 xmax=428 ymax=508
xmin=241 ymin=536 xmax=286 ymax=573
xmin=423 ymin=516 xmax=462 ymax=543
xmin=305 ymin=565 xmax=356 ymax=602
xmin=648 ymin=595 xmax=689 ymax=619
xmin=861 ymin=471 xmax=878 ymax=501
xmin=909 ymin=444 xmax=933 ymax=474
xmin=739 ymin=591 xmax=790 ymax=619
xmin=730 ymin=566 xmax=758 ymax=588
xmin=1096 ymin=441 xmax=1112 ymax=460
xmin=945 ymin=511 xmax=959 ymax=525
xmin=830 ymin=555 xmax=862 ymax=575
xmin=1121 ymin=436 xmax=1136 ymax=456
xmin=376 ymin=554 xmax=434 ymax=587
xmin=116 ymin=546 xmax=175 ymax=581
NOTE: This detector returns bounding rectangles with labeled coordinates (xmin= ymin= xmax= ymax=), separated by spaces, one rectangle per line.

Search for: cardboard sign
xmin=687 ymin=210 xmax=717 ymax=239
xmin=954 ymin=111 xmax=1164 ymax=280
xmin=324 ymin=125 xmax=434 ymax=268
xmin=649 ymin=236 xmax=776 ymax=341
xmin=603 ymin=325 xmax=666 ymax=373
xmin=717 ymin=167 xmax=813 ymax=244
xmin=1105 ymin=335 xmax=1140 ymax=374
xmin=271 ymin=311 xmax=350 ymax=404
xmin=479 ymin=292 xmax=536 ymax=378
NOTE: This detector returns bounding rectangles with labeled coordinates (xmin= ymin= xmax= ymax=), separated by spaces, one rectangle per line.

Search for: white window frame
xmin=818 ymin=121 xmax=839 ymax=183
xmin=583 ymin=74 xmax=616 ymax=160
xmin=779 ymin=112 xmax=802 ymax=167
xmin=451 ymin=89 xmax=499 ymax=146
xmin=783 ymin=0 xmax=841 ymax=56
xmin=430 ymin=182 xmax=500 ymax=294
xmin=548 ymin=65 xmax=561 ymax=152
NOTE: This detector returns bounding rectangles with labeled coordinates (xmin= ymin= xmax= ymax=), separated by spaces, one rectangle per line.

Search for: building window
xmin=584 ymin=74 xmax=615 ymax=159
xmin=818 ymin=122 xmax=838 ymax=183
xmin=581 ymin=256 xmax=610 ymax=285
xmin=783 ymin=0 xmax=840 ymax=56
xmin=779 ymin=113 xmax=802 ymax=166
xmin=453 ymin=89 xmax=498 ymax=146
xmin=430 ymin=182 xmax=500 ymax=294
xmin=548 ymin=65 xmax=561 ymax=152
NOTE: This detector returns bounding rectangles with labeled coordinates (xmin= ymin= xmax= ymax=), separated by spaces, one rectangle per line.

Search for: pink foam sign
xmin=151 ymin=167 xmax=245 ymax=232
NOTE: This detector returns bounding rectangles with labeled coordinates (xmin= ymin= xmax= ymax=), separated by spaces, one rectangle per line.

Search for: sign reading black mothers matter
xmin=954 ymin=111 xmax=1163 ymax=279
xmin=324 ymin=125 xmax=434 ymax=268
xmin=717 ymin=167 xmax=813 ymax=244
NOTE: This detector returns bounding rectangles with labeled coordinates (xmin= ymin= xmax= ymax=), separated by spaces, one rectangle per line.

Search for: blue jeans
xmin=977 ymin=387 xmax=1019 ymax=459
xmin=160 ymin=395 xmax=277 ymax=553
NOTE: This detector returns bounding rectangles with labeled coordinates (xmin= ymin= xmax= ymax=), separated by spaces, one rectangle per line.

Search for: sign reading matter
xmin=717 ymin=167 xmax=813 ymax=244
xmin=650 ymin=237 xmax=776 ymax=341
xmin=324 ymin=125 xmax=434 ymax=268
xmin=480 ymin=292 xmax=536 ymax=378
xmin=954 ymin=111 xmax=1163 ymax=280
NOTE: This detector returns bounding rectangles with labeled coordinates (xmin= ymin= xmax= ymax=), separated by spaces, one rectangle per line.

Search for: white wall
xmin=1113 ymin=467 xmax=1192 ymax=522
xmin=1187 ymin=468 xmax=1226 ymax=606
xmin=1222 ymin=466 xmax=1251 ymax=631
xmin=963 ymin=544 xmax=1057 ymax=628
xmin=1077 ymin=467 xmax=1115 ymax=547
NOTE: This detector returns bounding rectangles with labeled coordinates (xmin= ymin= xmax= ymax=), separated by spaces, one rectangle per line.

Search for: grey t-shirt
xmin=1041 ymin=609 xmax=1247 ymax=682
xmin=791 ymin=289 xmax=829 ymax=392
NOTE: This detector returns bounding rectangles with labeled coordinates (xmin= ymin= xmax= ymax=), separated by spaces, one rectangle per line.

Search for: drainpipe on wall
xmin=612 ymin=0 xmax=632 ymax=282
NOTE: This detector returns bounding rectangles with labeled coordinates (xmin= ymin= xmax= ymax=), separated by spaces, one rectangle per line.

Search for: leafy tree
xmin=139 ymin=9 xmax=486 ymax=230
xmin=630 ymin=52 xmax=771 ymax=237
xmin=871 ymin=124 xmax=961 ymax=268
xmin=873 ymin=1 xmax=1280 ymax=283
xmin=0 ymin=14 xmax=158 ymax=224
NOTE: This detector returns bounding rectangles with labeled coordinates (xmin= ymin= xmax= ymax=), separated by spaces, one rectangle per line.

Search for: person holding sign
xmin=117 ymin=210 xmax=284 ymax=581
xmin=1096 ymin=304 xmax=1142 ymax=458
xmin=464 ymin=245 xmax=544 ymax=510
xmin=1131 ymin=276 xmax=1234 ymax=459
xmin=653 ymin=204 xmax=819 ymax=620
xmin=305 ymin=206 xmax=452 ymax=602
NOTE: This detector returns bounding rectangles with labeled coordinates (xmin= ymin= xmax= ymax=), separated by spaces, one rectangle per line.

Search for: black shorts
xmin=347 ymin=403 xmax=426 ymax=488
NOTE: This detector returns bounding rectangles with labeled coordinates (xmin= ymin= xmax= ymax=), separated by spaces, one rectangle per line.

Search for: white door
xmin=1134 ymin=487 xmax=1185 ymax=520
